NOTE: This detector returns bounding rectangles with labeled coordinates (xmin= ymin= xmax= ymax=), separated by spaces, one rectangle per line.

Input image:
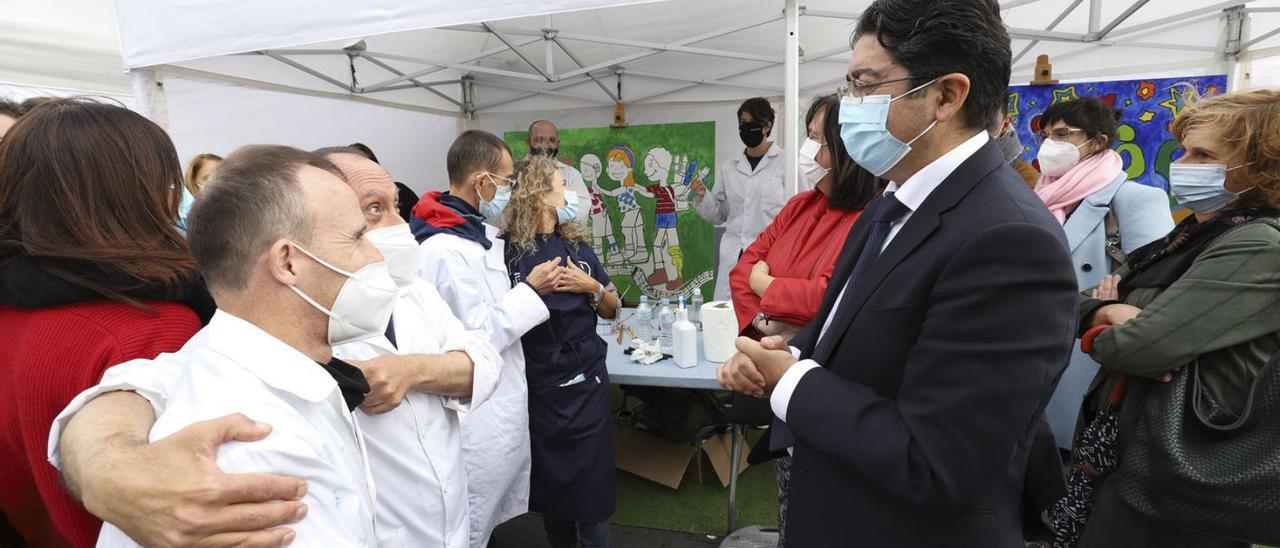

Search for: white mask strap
xmin=890 ymin=77 xmax=940 ymax=103
xmin=290 ymin=242 xmax=356 ymax=278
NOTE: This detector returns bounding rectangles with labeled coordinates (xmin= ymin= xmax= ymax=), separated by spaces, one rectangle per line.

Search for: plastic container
xmin=657 ymin=299 xmax=675 ymax=352
xmin=690 ymin=291 xmax=704 ymax=329
xmin=672 ymin=309 xmax=698 ymax=368
xmin=634 ymin=296 xmax=651 ymax=342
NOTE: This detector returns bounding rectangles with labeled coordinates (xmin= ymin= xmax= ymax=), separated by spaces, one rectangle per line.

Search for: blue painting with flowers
xmin=1007 ymin=75 xmax=1227 ymax=194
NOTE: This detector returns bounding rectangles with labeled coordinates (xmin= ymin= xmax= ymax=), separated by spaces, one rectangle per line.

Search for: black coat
xmin=782 ymin=140 xmax=1078 ymax=547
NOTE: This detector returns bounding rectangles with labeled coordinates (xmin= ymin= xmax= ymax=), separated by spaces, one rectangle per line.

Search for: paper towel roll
xmin=701 ymin=300 xmax=737 ymax=362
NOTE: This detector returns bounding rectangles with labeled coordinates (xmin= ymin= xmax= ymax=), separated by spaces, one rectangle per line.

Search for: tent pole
xmin=1225 ymin=6 xmax=1246 ymax=91
xmin=130 ymin=68 xmax=169 ymax=129
xmin=785 ymin=0 xmax=800 ymax=198
xmin=544 ymin=16 xmax=555 ymax=78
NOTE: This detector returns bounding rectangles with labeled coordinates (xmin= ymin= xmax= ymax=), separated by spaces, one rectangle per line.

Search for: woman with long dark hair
xmin=0 ymin=99 xmax=213 ymax=547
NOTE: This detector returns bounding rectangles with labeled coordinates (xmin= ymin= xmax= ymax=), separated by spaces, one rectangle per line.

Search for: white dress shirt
xmin=332 ymin=279 xmax=502 ymax=548
xmin=770 ymin=131 xmax=990 ymax=423
xmin=49 ymin=311 xmax=383 ymax=547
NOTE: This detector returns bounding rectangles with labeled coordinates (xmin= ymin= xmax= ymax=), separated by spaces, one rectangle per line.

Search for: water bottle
xmin=634 ymin=296 xmax=651 ymax=343
xmin=690 ymin=290 xmax=704 ymax=329
xmin=678 ymin=294 xmax=686 ymax=313
xmin=657 ymin=298 xmax=675 ymax=352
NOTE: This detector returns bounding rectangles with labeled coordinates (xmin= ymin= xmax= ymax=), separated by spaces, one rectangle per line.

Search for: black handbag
xmin=1110 ymin=350 xmax=1280 ymax=545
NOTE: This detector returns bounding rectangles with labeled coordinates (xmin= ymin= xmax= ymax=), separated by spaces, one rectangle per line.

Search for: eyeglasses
xmin=837 ymin=75 xmax=919 ymax=99
xmin=1035 ymin=127 xmax=1089 ymax=144
xmin=485 ymin=173 xmax=517 ymax=187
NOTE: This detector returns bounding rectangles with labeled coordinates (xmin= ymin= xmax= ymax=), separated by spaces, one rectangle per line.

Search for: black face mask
xmin=739 ymin=122 xmax=766 ymax=148
xmin=531 ymin=147 xmax=559 ymax=158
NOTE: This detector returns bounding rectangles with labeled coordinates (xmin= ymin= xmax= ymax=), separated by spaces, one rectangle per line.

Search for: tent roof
xmin=6 ymin=1 xmax=1280 ymax=113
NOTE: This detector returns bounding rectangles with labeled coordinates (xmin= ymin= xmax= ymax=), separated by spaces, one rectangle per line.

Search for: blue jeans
xmin=543 ymin=515 xmax=611 ymax=548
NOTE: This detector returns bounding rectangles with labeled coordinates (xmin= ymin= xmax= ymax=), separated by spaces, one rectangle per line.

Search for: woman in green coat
xmin=1060 ymin=88 xmax=1280 ymax=548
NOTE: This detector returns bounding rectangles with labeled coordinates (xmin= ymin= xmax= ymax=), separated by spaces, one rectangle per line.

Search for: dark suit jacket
xmin=782 ymin=140 xmax=1078 ymax=547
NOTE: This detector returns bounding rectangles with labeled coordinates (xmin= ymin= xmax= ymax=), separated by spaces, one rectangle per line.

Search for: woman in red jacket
xmin=730 ymin=94 xmax=880 ymax=337
xmin=729 ymin=95 xmax=879 ymax=547
xmin=0 ymin=99 xmax=212 ymax=547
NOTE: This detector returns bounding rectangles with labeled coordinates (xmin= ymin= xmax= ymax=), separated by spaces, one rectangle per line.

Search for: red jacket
xmin=729 ymin=190 xmax=863 ymax=330
xmin=0 ymin=301 xmax=199 ymax=547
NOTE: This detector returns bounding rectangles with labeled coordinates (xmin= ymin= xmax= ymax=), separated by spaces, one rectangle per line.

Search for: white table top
xmin=601 ymin=312 xmax=725 ymax=390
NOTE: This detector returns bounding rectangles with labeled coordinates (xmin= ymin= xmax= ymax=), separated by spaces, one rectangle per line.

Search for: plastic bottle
xmin=634 ymin=296 xmax=651 ymax=343
xmin=690 ymin=290 xmax=704 ymax=329
xmin=673 ymin=308 xmax=698 ymax=368
xmin=657 ymin=298 xmax=675 ymax=352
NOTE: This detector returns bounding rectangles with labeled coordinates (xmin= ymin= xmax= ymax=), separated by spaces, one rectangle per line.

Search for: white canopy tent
xmin=3 ymin=0 xmax=1280 ymax=194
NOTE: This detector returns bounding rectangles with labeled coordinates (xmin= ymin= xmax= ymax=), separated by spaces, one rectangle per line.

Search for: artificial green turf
xmin=612 ymin=434 xmax=780 ymax=536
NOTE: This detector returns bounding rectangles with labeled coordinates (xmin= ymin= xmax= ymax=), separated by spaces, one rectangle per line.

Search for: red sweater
xmin=730 ymin=190 xmax=864 ymax=330
xmin=0 ymin=301 xmax=199 ymax=547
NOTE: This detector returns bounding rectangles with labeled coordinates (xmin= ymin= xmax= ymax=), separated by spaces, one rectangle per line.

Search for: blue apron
xmin=508 ymin=234 xmax=616 ymax=522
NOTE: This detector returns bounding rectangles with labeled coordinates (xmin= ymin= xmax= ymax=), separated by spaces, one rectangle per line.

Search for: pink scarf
xmin=1034 ymin=149 xmax=1124 ymax=224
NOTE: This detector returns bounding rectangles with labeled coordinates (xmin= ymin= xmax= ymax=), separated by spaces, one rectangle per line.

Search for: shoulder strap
xmin=1104 ymin=203 xmax=1127 ymax=268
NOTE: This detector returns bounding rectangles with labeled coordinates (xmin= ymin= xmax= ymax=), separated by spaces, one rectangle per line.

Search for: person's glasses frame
xmin=836 ymin=75 xmax=921 ymax=100
xmin=1034 ymin=127 xmax=1092 ymax=145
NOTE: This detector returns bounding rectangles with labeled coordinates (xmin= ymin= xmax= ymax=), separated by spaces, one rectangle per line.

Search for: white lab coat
xmin=50 ymin=311 xmax=383 ymax=548
xmin=333 ymin=279 xmax=503 ymax=548
xmin=694 ymin=143 xmax=788 ymax=300
xmin=417 ymin=224 xmax=550 ymax=548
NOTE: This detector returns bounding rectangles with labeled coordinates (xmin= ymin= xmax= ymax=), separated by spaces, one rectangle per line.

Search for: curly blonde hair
xmin=505 ymin=156 xmax=588 ymax=259
xmin=1171 ymin=88 xmax=1280 ymax=209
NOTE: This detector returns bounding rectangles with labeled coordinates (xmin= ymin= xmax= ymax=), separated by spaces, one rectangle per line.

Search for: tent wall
xmin=161 ymin=73 xmax=458 ymax=195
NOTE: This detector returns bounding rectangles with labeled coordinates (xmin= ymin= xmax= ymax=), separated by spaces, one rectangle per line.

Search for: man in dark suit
xmin=717 ymin=0 xmax=1078 ymax=546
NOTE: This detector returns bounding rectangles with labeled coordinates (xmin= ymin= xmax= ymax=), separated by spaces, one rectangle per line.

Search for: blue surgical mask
xmin=1169 ymin=162 xmax=1253 ymax=214
xmin=838 ymin=78 xmax=939 ymax=177
xmin=556 ymin=189 xmax=580 ymax=225
xmin=478 ymin=173 xmax=512 ymax=220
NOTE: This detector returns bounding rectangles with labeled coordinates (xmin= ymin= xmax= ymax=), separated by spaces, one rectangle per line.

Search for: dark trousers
xmin=543 ymin=515 xmax=611 ymax=548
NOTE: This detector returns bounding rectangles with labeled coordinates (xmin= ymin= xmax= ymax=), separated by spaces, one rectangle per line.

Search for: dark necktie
xmin=384 ymin=315 xmax=398 ymax=349
xmin=769 ymin=192 xmax=912 ymax=451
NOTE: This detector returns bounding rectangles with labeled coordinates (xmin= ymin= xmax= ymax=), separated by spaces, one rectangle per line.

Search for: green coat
xmin=1076 ymin=218 xmax=1280 ymax=548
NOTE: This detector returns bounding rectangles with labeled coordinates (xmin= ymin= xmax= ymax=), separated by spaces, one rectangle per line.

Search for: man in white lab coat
xmin=51 ymin=146 xmax=394 ymax=547
xmin=47 ymin=148 xmax=508 ymax=548
xmin=691 ymin=97 xmax=789 ymax=301
xmin=526 ymin=120 xmax=590 ymax=225
xmin=320 ymin=149 xmax=504 ymax=548
xmin=409 ymin=130 xmax=559 ymax=547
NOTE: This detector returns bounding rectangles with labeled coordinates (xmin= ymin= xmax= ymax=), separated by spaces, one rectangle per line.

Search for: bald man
xmin=526 ymin=120 xmax=590 ymax=225
xmin=320 ymin=148 xmax=503 ymax=548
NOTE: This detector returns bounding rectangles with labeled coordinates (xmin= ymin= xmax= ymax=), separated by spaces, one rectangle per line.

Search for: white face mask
xmin=1037 ymin=138 xmax=1088 ymax=178
xmin=364 ymin=223 xmax=421 ymax=289
xmin=798 ymin=137 xmax=830 ymax=187
xmin=287 ymin=243 xmax=398 ymax=346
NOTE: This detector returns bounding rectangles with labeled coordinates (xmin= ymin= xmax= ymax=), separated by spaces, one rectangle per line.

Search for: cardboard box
xmin=614 ymin=422 xmax=749 ymax=489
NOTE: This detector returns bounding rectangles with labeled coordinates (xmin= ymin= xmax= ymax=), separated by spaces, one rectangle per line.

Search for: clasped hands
xmin=716 ymin=335 xmax=798 ymax=398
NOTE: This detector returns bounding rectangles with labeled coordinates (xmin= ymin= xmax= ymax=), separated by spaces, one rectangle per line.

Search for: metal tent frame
xmin=239 ymin=1 xmax=1280 ymax=118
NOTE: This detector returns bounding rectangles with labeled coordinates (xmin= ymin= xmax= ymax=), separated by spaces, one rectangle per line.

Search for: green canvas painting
xmin=506 ymin=121 xmax=717 ymax=305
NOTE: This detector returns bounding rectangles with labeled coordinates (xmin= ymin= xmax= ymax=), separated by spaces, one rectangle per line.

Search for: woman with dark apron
xmin=503 ymin=155 xmax=621 ymax=548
